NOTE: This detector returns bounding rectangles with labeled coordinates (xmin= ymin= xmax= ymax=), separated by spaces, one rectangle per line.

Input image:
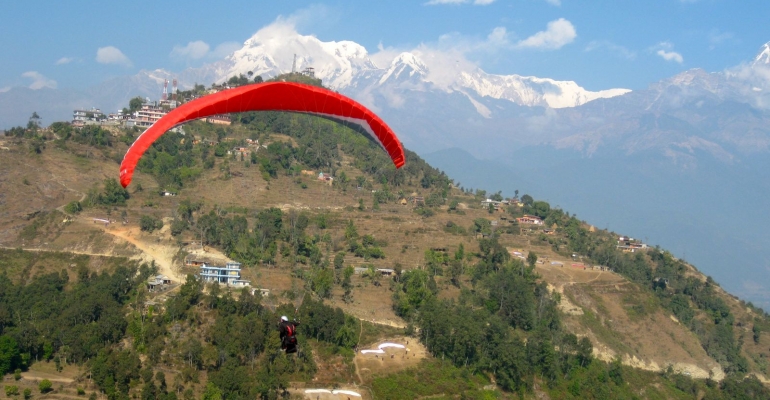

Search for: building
xmin=302 ymin=67 xmax=315 ymax=77
xmin=147 ymin=275 xmax=172 ymax=292
xmin=480 ymin=198 xmax=510 ymax=211
xmin=73 ymin=108 xmax=106 ymax=123
xmin=317 ymin=172 xmax=334 ymax=185
xmin=616 ymin=236 xmax=649 ymax=252
xmin=227 ymin=146 xmax=251 ymax=156
xmin=126 ymin=101 xmax=171 ymax=128
xmin=199 ymin=261 xmax=250 ymax=286
xmin=206 ymin=114 xmax=232 ymax=125
xmin=517 ymin=215 xmax=544 ymax=225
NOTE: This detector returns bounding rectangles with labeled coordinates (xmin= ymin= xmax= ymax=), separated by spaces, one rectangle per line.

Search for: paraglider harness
xmin=279 ymin=319 xmax=299 ymax=354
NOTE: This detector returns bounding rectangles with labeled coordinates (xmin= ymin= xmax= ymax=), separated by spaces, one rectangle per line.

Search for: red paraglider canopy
xmin=119 ymin=81 xmax=406 ymax=188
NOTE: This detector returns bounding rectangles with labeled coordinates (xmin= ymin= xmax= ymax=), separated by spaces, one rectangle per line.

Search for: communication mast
xmin=162 ymin=79 xmax=168 ymax=101
xmin=292 ymin=54 xmax=297 ymax=74
xmin=172 ymin=79 xmax=178 ymax=102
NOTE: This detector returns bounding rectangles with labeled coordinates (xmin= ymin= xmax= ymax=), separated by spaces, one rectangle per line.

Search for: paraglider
xmin=278 ymin=315 xmax=300 ymax=354
xmin=119 ymin=81 xmax=406 ymax=188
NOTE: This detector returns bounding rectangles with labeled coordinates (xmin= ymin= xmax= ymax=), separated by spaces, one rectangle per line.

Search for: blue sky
xmin=1 ymin=0 xmax=768 ymax=93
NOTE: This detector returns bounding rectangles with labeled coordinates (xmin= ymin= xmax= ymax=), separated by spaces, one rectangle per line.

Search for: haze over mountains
xmin=2 ymin=28 xmax=770 ymax=309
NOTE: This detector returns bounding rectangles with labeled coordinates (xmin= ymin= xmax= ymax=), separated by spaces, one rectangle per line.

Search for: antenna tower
xmin=172 ymin=79 xmax=178 ymax=101
xmin=292 ymin=54 xmax=297 ymax=74
xmin=162 ymin=79 xmax=168 ymax=101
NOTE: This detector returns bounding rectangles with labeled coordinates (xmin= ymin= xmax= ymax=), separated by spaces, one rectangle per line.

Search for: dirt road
xmin=103 ymin=225 xmax=183 ymax=282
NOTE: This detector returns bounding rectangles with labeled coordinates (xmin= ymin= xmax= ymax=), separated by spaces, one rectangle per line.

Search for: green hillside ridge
xmin=1 ymin=77 xmax=770 ymax=399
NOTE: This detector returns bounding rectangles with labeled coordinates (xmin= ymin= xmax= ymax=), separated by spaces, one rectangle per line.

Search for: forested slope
xmin=1 ymin=75 xmax=769 ymax=399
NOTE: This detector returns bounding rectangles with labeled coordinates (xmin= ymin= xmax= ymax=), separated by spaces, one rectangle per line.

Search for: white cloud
xmin=653 ymin=42 xmax=683 ymax=63
xmin=545 ymin=0 xmax=561 ymax=5
xmin=724 ymin=63 xmax=770 ymax=109
xmin=425 ymin=0 xmax=496 ymax=5
xmin=55 ymin=57 xmax=73 ymax=65
xmin=657 ymin=49 xmax=683 ymax=63
xmin=96 ymin=46 xmax=132 ymax=66
xmin=170 ymin=41 xmax=210 ymax=60
xmin=211 ymin=42 xmax=241 ymax=58
xmin=0 ymin=87 xmax=10 ymax=93
xmin=21 ymin=71 xmax=57 ymax=90
xmin=516 ymin=18 xmax=576 ymax=49
xmin=585 ymin=40 xmax=636 ymax=59
xmin=708 ymin=29 xmax=736 ymax=50
xmin=169 ymin=40 xmax=241 ymax=62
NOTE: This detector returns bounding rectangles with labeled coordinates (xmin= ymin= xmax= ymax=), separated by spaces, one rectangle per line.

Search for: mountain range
xmin=2 ymin=30 xmax=770 ymax=309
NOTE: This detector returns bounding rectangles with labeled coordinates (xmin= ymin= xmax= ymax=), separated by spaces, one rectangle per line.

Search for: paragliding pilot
xmin=278 ymin=316 xmax=300 ymax=353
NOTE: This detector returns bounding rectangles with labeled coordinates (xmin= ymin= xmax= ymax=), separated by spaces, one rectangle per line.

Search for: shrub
xmin=5 ymin=385 xmax=19 ymax=396
xmin=39 ymin=379 xmax=52 ymax=393
xmin=64 ymin=200 xmax=82 ymax=214
xmin=415 ymin=207 xmax=434 ymax=217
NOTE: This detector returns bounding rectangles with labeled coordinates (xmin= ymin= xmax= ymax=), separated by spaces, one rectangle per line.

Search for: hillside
xmin=2 ymin=84 xmax=770 ymax=399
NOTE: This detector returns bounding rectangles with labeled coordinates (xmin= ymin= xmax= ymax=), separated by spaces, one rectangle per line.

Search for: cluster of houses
xmin=72 ymin=108 xmax=124 ymax=127
xmin=480 ymin=198 xmax=525 ymax=211
xmin=71 ymin=98 xmax=231 ymax=130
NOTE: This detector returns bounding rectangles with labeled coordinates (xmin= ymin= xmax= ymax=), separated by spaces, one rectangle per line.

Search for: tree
xmin=342 ymin=266 xmax=354 ymax=303
xmin=449 ymin=260 xmax=463 ymax=287
xmin=140 ymin=215 xmax=163 ymax=232
xmin=527 ymin=251 xmax=538 ymax=269
xmin=608 ymin=357 xmax=623 ymax=385
xmin=202 ymin=382 xmax=222 ymax=400
xmin=448 ymin=199 xmax=459 ymax=212
xmin=28 ymin=112 xmax=41 ymax=130
xmin=472 ymin=218 xmax=492 ymax=237
xmin=334 ymin=252 xmax=345 ymax=269
xmin=753 ymin=324 xmax=761 ymax=344
xmin=521 ymin=194 xmax=534 ymax=206
xmin=99 ymin=178 xmax=130 ymax=205
xmin=129 ymin=97 xmax=144 ymax=114
xmin=344 ymin=220 xmax=358 ymax=241
xmin=0 ymin=335 xmax=20 ymax=376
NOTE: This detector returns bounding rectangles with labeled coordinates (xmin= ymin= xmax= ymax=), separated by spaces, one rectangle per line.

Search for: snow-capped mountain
xmin=753 ymin=41 xmax=770 ymax=66
xmin=189 ymin=30 xmax=630 ymax=111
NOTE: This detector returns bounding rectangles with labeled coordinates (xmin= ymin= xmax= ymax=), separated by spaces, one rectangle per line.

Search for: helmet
xmin=281 ymin=316 xmax=288 ymax=322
